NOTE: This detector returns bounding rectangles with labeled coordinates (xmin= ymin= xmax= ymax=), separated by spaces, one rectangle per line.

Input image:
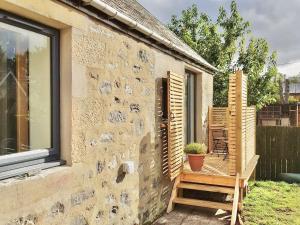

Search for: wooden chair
xmin=212 ymin=129 xmax=228 ymax=159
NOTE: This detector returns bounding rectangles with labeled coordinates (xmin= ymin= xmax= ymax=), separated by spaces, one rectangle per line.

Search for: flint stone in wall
xmin=125 ymin=84 xmax=133 ymax=95
xmin=138 ymin=49 xmax=149 ymax=63
xmin=142 ymin=87 xmax=151 ymax=96
xmin=95 ymin=211 xmax=104 ymax=224
xmin=70 ymin=216 xmax=88 ymax=225
xmin=105 ymin=194 xmax=116 ymax=204
xmin=100 ymin=133 xmax=113 ymax=143
xmin=130 ymin=104 xmax=140 ymax=113
xmin=114 ymin=96 xmax=121 ymax=103
xmin=89 ymin=72 xmax=99 ymax=80
xmin=7 ymin=214 xmax=38 ymax=225
xmin=111 ymin=206 xmax=119 ymax=214
xmin=107 ymin=63 xmax=118 ymax=70
xmin=89 ymin=139 xmax=97 ymax=147
xmin=71 ymin=189 xmax=95 ymax=206
xmin=133 ymin=64 xmax=141 ymax=74
xmin=134 ymin=119 xmax=144 ymax=136
xmin=115 ymin=81 xmax=121 ymax=88
xmin=96 ymin=160 xmax=105 ymax=174
xmin=102 ymin=181 xmax=108 ymax=188
xmin=108 ymin=111 xmax=126 ymax=123
xmin=120 ymin=192 xmax=130 ymax=205
xmin=85 ymin=203 xmax=95 ymax=211
xmin=100 ymin=81 xmax=112 ymax=94
xmin=51 ymin=202 xmax=64 ymax=216
xmin=107 ymin=155 xmax=117 ymax=169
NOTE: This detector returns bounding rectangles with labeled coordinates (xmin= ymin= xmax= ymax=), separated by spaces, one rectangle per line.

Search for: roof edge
xmin=81 ymin=0 xmax=218 ymax=72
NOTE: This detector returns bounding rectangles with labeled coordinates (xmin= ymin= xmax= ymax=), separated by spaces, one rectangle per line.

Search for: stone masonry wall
xmin=0 ymin=1 xmax=214 ymax=225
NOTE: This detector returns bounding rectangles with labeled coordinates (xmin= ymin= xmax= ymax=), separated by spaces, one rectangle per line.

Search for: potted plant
xmin=184 ymin=143 xmax=207 ymax=171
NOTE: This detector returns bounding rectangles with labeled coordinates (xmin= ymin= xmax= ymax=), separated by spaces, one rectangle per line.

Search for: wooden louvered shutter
xmin=167 ymin=71 xmax=184 ymax=180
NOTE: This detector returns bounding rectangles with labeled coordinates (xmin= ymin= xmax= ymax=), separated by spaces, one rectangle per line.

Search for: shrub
xmin=184 ymin=143 xmax=207 ymax=154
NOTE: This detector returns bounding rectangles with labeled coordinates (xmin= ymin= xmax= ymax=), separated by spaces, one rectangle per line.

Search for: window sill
xmin=0 ymin=160 xmax=66 ymax=180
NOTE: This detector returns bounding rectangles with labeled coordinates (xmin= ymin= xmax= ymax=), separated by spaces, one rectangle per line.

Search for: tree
xmin=168 ymin=1 xmax=280 ymax=108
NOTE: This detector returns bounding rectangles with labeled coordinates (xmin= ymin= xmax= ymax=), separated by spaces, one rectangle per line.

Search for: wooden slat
xmin=181 ymin=172 xmax=237 ymax=187
xmin=177 ymin=183 xmax=235 ymax=194
xmin=231 ymin=173 xmax=240 ymax=225
xmin=173 ymin=197 xmax=232 ymax=211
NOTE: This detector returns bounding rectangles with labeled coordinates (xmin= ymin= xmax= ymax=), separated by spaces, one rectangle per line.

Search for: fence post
xmin=235 ymin=70 xmax=247 ymax=175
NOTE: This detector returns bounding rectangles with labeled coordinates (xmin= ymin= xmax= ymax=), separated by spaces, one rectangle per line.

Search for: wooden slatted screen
xmin=228 ymin=71 xmax=256 ymax=175
xmin=245 ymin=106 xmax=256 ymax=167
xmin=211 ymin=107 xmax=228 ymax=125
xmin=167 ymin=71 xmax=184 ymax=180
xmin=236 ymin=71 xmax=247 ymax=174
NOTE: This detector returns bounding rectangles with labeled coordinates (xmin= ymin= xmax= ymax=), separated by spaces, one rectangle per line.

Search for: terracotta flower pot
xmin=187 ymin=154 xmax=205 ymax=171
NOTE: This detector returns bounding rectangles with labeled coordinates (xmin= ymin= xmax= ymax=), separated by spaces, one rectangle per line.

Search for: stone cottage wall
xmin=0 ymin=1 xmax=214 ymax=225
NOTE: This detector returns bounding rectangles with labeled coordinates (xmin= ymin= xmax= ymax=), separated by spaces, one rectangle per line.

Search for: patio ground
xmin=152 ymin=205 xmax=228 ymax=225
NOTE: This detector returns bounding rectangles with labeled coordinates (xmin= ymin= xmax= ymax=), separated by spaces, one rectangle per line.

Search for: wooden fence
xmin=256 ymin=126 xmax=300 ymax=180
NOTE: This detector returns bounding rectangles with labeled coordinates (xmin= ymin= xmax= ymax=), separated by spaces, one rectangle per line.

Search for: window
xmin=186 ymin=70 xmax=196 ymax=144
xmin=0 ymin=11 xmax=60 ymax=179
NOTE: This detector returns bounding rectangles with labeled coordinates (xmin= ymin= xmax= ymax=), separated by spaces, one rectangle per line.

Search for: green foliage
xmin=168 ymin=1 xmax=280 ymax=108
xmin=288 ymin=96 xmax=298 ymax=104
xmin=243 ymin=181 xmax=300 ymax=225
xmin=184 ymin=143 xmax=207 ymax=154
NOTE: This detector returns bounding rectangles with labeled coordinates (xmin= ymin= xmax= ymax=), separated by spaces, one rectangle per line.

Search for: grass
xmin=242 ymin=181 xmax=300 ymax=225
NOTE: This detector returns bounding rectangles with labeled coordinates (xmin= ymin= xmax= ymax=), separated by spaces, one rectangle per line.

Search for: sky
xmin=138 ymin=0 xmax=300 ymax=77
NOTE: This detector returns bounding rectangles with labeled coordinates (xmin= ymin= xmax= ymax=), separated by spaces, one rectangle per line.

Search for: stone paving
xmin=152 ymin=205 xmax=228 ymax=225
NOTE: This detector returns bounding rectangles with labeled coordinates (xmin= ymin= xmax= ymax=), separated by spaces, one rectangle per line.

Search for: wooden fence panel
xmin=256 ymin=126 xmax=300 ymax=180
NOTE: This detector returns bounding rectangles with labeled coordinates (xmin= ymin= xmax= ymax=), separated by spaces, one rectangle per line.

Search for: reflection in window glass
xmin=0 ymin=22 xmax=51 ymax=155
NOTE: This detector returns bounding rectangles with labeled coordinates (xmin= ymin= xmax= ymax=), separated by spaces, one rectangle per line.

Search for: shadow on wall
xmin=137 ymin=78 xmax=173 ymax=224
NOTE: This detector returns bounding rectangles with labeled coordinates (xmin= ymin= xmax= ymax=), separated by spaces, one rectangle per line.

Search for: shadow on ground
xmin=152 ymin=205 xmax=229 ymax=225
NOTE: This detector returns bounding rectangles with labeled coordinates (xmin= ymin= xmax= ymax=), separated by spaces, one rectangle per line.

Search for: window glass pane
xmin=186 ymin=71 xmax=195 ymax=144
xmin=0 ymin=21 xmax=51 ymax=155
